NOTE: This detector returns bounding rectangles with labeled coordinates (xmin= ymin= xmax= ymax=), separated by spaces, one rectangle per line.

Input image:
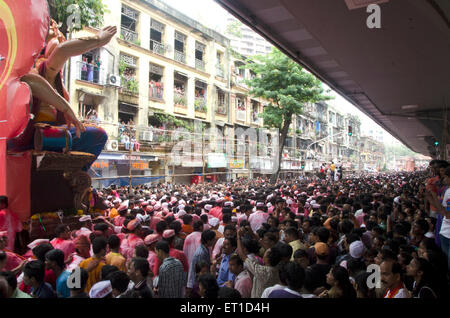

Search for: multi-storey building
xmin=225 ymin=17 xmax=273 ymax=57
xmin=65 ymin=0 xmax=368 ymax=185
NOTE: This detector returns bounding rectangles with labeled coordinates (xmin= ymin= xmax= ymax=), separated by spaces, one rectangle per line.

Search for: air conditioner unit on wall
xmin=106 ymin=139 xmax=119 ymax=151
xmin=107 ymin=74 xmax=121 ymax=87
xmin=139 ymin=130 xmax=153 ymax=142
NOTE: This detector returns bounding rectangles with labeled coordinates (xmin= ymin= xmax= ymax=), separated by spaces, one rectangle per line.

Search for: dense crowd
xmin=0 ymin=159 xmax=449 ymax=298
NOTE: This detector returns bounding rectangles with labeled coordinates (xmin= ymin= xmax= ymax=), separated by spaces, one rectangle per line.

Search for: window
xmin=78 ymin=49 xmax=103 ymax=84
xmin=174 ymin=72 xmax=187 ymax=106
xmin=150 ymin=19 xmax=165 ymax=55
xmin=121 ymin=5 xmax=139 ymax=44
xmin=149 ymin=63 xmax=164 ymax=100
xmin=174 ymin=31 xmax=186 ymax=63
xmin=195 ymin=42 xmax=206 ymax=71
xmin=119 ymin=53 xmax=139 ymax=95
xmin=251 ymin=100 xmax=260 ymax=123
xmin=216 ymin=88 xmax=227 ymax=115
xmin=194 ymin=80 xmax=207 ymax=112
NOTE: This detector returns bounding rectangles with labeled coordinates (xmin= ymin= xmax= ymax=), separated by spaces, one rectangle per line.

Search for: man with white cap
xmin=209 ymin=217 xmax=224 ymax=241
xmin=108 ymin=199 xmax=121 ymax=219
xmin=89 ymin=279 xmax=112 ymax=298
xmin=248 ymin=202 xmax=269 ymax=233
xmin=74 ymin=215 xmax=93 ymax=238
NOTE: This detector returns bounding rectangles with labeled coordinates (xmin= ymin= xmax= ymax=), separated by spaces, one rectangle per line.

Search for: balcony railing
xmin=195 ymin=59 xmax=205 ymax=71
xmin=150 ymin=40 xmax=166 ymax=55
xmin=121 ymin=77 xmax=139 ymax=95
xmin=76 ymin=61 xmax=105 ymax=85
xmin=174 ymin=50 xmax=186 ymax=64
xmin=194 ymin=96 xmax=207 ymax=113
xmin=149 ymin=82 xmax=163 ymax=100
xmin=216 ymin=65 xmax=224 ymax=78
xmin=121 ymin=27 xmax=139 ymax=44
xmin=216 ymin=102 xmax=227 ymax=115
xmin=174 ymin=91 xmax=187 ymax=106
xmin=236 ymin=75 xmax=247 ymax=88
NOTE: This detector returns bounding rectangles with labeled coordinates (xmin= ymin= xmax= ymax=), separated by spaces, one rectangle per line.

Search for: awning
xmin=77 ymin=89 xmax=106 ymax=105
xmin=175 ymin=70 xmax=189 ymax=77
xmin=215 ymin=84 xmax=230 ymax=93
xmin=98 ymin=152 xmax=158 ymax=161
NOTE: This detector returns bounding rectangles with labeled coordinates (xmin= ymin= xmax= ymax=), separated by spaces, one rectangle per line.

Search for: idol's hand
xmin=98 ymin=26 xmax=117 ymax=46
xmin=64 ymin=110 xmax=86 ymax=138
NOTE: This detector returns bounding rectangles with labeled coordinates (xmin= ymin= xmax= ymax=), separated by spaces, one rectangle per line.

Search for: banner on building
xmin=229 ymin=159 xmax=244 ymax=169
xmin=207 ymin=153 xmax=227 ymax=168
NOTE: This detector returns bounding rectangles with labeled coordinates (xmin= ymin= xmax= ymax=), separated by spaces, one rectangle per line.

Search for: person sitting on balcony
xmin=131 ymin=135 xmax=140 ymax=152
xmin=122 ymin=133 xmax=130 ymax=151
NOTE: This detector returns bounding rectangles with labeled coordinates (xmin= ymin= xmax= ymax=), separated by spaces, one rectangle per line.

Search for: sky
xmin=160 ymin=0 xmax=402 ymax=146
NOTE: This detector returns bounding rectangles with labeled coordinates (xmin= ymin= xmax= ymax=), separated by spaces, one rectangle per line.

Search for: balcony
xmin=76 ymin=61 xmax=105 ymax=85
xmin=216 ymin=65 xmax=224 ymax=78
xmin=174 ymin=50 xmax=186 ymax=64
xmin=120 ymin=27 xmax=139 ymax=45
xmin=216 ymin=102 xmax=227 ymax=115
xmin=174 ymin=91 xmax=187 ymax=107
xmin=150 ymin=40 xmax=166 ymax=55
xmin=195 ymin=59 xmax=206 ymax=72
xmin=236 ymin=75 xmax=247 ymax=88
xmin=194 ymin=96 xmax=207 ymax=113
xmin=121 ymin=77 xmax=139 ymax=96
xmin=149 ymin=81 xmax=163 ymax=101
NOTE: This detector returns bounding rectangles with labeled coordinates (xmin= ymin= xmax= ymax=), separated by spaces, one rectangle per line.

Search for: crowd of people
xmin=0 ymin=159 xmax=449 ymax=298
xmin=119 ymin=120 xmax=140 ymax=152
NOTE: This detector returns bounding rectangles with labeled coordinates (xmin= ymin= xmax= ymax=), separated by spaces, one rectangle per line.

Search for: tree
xmin=225 ymin=20 xmax=243 ymax=38
xmin=244 ymin=48 xmax=333 ymax=183
xmin=48 ymin=0 xmax=108 ymax=35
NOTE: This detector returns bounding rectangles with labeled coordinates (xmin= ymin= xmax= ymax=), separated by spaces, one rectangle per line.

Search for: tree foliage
xmin=49 ymin=0 xmax=108 ymax=34
xmin=244 ymin=49 xmax=332 ymax=130
xmin=225 ymin=20 xmax=243 ymax=38
xmin=243 ymin=48 xmax=333 ymax=181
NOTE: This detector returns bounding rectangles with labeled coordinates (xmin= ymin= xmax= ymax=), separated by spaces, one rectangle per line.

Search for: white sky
xmin=160 ymin=0 xmax=402 ymax=146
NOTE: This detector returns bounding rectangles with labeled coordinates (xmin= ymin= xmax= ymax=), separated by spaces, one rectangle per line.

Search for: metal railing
xmin=121 ymin=27 xmax=139 ymax=44
xmin=121 ymin=77 xmax=139 ymax=95
xmin=216 ymin=65 xmax=224 ymax=78
xmin=150 ymin=40 xmax=166 ymax=55
xmin=174 ymin=91 xmax=187 ymax=106
xmin=174 ymin=50 xmax=186 ymax=64
xmin=236 ymin=75 xmax=247 ymax=88
xmin=194 ymin=96 xmax=207 ymax=112
xmin=149 ymin=82 xmax=164 ymax=100
xmin=216 ymin=102 xmax=227 ymax=115
xmin=76 ymin=61 xmax=106 ymax=85
xmin=195 ymin=59 xmax=205 ymax=71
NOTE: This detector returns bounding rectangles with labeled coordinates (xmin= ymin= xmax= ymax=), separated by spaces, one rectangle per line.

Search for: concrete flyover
xmin=215 ymin=0 xmax=450 ymax=158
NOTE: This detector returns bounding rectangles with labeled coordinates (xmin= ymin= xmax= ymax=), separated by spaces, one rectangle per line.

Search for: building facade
xmin=65 ymin=0 xmax=379 ymax=186
xmin=225 ymin=17 xmax=273 ymax=57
